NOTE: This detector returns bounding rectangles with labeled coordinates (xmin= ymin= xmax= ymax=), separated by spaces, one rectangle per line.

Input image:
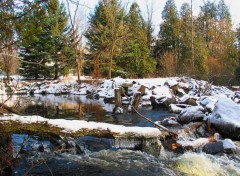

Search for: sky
xmin=77 ymin=0 xmax=239 ymax=35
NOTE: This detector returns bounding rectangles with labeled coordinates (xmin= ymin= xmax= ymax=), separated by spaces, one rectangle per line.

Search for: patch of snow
xmin=222 ymin=139 xmax=236 ymax=150
xmin=177 ymin=138 xmax=210 ymax=149
xmin=177 ymin=106 xmax=205 ymax=124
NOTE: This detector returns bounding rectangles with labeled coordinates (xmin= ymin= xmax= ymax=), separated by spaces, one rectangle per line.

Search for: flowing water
xmin=3 ymin=94 xmax=240 ymax=175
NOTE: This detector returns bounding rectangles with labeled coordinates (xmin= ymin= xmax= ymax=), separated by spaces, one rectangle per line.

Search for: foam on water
xmin=174 ymin=152 xmax=240 ymax=176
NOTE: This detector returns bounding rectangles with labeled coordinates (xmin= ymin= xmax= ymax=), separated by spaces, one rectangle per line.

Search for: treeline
xmin=0 ymin=0 xmax=240 ymax=85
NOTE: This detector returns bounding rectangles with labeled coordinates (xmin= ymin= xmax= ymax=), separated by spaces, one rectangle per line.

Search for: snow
xmin=152 ymin=86 xmax=173 ymax=98
xmin=222 ymin=139 xmax=237 ymax=150
xmin=0 ymin=114 xmax=163 ymax=139
xmin=169 ymin=104 xmax=183 ymax=113
xmin=177 ymin=106 xmax=205 ymax=124
xmin=208 ymin=97 xmax=240 ymax=139
xmin=165 ymin=78 xmax=178 ymax=87
xmin=177 ymin=138 xmax=210 ymax=149
xmin=199 ymin=96 xmax=217 ymax=112
xmin=1 ymin=76 xmax=240 ymax=140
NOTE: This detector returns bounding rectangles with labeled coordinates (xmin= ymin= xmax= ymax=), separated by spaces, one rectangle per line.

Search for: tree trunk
xmin=0 ymin=134 xmax=13 ymax=175
xmin=54 ymin=63 xmax=59 ymax=80
xmin=108 ymin=41 xmax=115 ymax=79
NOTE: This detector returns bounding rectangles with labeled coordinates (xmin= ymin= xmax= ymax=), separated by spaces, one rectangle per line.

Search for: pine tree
xmin=19 ymin=0 xmax=73 ymax=79
xmin=85 ymin=0 xmax=125 ymax=79
xmin=179 ymin=3 xmax=192 ymax=75
xmin=120 ymin=2 xmax=155 ymax=78
xmin=154 ymin=0 xmax=181 ymax=76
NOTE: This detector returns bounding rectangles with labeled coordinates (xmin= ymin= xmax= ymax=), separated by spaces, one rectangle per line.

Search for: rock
xmin=199 ymin=96 xmax=217 ymax=112
xmin=169 ymin=104 xmax=183 ymax=114
xmin=203 ymin=139 xmax=237 ymax=154
xmin=177 ymin=106 xmax=205 ymax=124
xmin=180 ymin=95 xmax=198 ymax=106
xmin=169 ymin=104 xmax=191 ymax=114
xmin=202 ymin=141 xmax=224 ymax=154
xmin=177 ymin=138 xmax=210 ymax=150
xmin=164 ymin=79 xmax=179 ymax=94
xmin=103 ymin=97 xmax=115 ymax=104
xmin=113 ymin=107 xmax=123 ymax=114
xmin=208 ymin=97 xmax=240 ymax=139
xmin=155 ymin=117 xmax=180 ymax=127
xmin=176 ymin=88 xmax=186 ymax=97
xmin=150 ymin=96 xmax=177 ymax=109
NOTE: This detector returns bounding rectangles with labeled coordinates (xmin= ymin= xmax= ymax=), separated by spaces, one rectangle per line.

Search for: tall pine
xmin=154 ymin=0 xmax=181 ymax=76
xmin=19 ymin=0 xmax=73 ymax=79
xmin=120 ymin=2 xmax=156 ymax=78
xmin=85 ymin=0 xmax=125 ymax=78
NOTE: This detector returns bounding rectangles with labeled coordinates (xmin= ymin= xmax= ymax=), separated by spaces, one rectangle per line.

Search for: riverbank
xmin=1 ymin=76 xmax=240 ymax=175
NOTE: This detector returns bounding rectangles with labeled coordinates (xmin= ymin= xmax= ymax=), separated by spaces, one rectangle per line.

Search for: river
xmin=4 ymin=94 xmax=240 ymax=175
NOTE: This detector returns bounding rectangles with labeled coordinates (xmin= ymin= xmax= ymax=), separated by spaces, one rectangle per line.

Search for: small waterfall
xmin=111 ymin=137 xmax=162 ymax=156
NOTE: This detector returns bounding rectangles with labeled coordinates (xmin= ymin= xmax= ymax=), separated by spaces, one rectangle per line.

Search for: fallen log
xmin=0 ymin=114 xmax=167 ymax=140
xmin=0 ymin=103 xmax=21 ymax=115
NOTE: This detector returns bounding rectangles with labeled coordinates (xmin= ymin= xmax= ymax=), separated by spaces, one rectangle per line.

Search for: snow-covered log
xmin=0 ymin=114 xmax=167 ymax=139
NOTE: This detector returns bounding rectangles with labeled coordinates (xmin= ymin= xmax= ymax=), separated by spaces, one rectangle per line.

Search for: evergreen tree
xmin=19 ymin=0 xmax=73 ymax=79
xmin=154 ymin=0 xmax=180 ymax=76
xmin=179 ymin=3 xmax=192 ymax=75
xmin=85 ymin=0 xmax=125 ymax=78
xmin=120 ymin=2 xmax=156 ymax=78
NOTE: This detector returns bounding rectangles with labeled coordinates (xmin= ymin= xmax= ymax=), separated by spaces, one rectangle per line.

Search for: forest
xmin=0 ymin=0 xmax=240 ymax=85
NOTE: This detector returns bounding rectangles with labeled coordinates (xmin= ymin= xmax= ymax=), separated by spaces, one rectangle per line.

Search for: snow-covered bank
xmin=1 ymin=76 xmax=240 ymax=148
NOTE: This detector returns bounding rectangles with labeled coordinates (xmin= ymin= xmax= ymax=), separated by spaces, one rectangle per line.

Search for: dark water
xmin=9 ymin=94 xmax=176 ymax=127
xmin=6 ymin=95 xmax=240 ymax=176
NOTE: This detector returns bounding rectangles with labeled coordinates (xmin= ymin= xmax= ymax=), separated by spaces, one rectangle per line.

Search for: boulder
xmin=208 ymin=97 xmax=240 ymax=139
xmin=180 ymin=95 xmax=198 ymax=106
xmin=177 ymin=106 xmax=205 ymax=124
xmin=155 ymin=117 xmax=180 ymax=127
xmin=203 ymin=139 xmax=237 ymax=154
xmin=150 ymin=96 xmax=177 ymax=109
xmin=150 ymin=86 xmax=176 ymax=109
xmin=199 ymin=96 xmax=217 ymax=112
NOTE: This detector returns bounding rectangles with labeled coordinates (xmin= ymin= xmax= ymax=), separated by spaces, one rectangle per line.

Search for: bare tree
xmin=65 ymin=0 xmax=89 ymax=83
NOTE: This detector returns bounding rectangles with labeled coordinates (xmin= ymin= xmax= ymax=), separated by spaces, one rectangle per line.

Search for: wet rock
xmin=203 ymin=139 xmax=237 ymax=154
xmin=37 ymin=144 xmax=45 ymax=152
xmin=202 ymin=141 xmax=224 ymax=154
xmin=208 ymin=97 xmax=240 ymax=139
xmin=177 ymin=106 xmax=205 ymax=124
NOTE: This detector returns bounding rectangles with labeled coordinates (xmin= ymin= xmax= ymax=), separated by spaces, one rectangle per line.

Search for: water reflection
xmin=7 ymin=94 xmax=176 ymax=127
